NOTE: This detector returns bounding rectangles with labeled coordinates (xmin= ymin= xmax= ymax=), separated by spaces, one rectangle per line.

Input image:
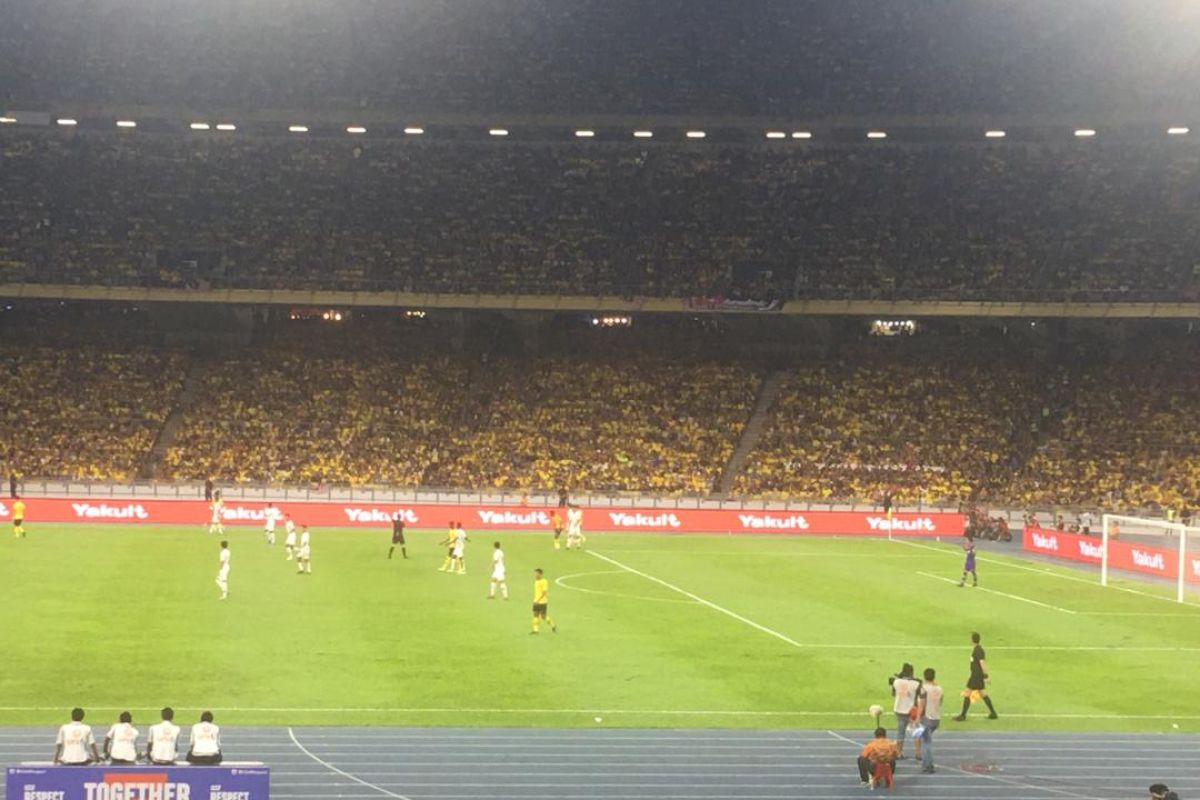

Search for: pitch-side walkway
xmin=2 ymin=727 xmax=1196 ymax=800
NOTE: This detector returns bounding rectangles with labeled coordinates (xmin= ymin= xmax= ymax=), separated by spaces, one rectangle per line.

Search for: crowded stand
xmin=428 ymin=356 xmax=759 ymax=494
xmin=0 ymin=306 xmax=184 ymax=481
xmin=3 ymin=0 xmax=1197 ymax=116
xmin=1005 ymin=357 xmax=1200 ymax=511
xmin=734 ymin=345 xmax=1043 ymax=505
xmin=3 ymin=131 xmax=1200 ymax=300
xmin=161 ymin=324 xmax=469 ymax=486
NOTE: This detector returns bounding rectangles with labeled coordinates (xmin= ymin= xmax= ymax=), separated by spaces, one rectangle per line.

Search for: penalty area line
xmin=916 ymin=571 xmax=1077 ymax=614
xmin=288 ymin=726 xmax=414 ymax=800
xmin=587 ymin=550 xmax=805 ymax=650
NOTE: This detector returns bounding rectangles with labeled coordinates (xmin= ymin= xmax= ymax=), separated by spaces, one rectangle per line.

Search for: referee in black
xmin=953 ymin=631 xmax=998 ymax=720
xmin=389 ymin=511 xmax=408 ymax=560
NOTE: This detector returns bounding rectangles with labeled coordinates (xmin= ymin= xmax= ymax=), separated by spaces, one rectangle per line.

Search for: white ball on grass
xmin=869 ymin=704 xmax=883 ymax=717
xmin=594 ymin=716 xmax=603 ymax=723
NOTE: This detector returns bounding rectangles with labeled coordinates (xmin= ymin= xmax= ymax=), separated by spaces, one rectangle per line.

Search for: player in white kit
xmin=566 ymin=505 xmax=585 ymax=549
xmin=186 ymin=711 xmax=222 ymax=764
xmin=452 ymin=523 xmax=469 ymax=574
xmin=207 ymin=491 xmax=225 ymax=536
xmin=216 ymin=540 xmax=230 ymax=599
xmin=263 ymin=502 xmax=282 ymax=544
xmin=488 ymin=541 xmax=509 ymax=599
xmin=296 ymin=535 xmax=312 ymax=575
xmin=146 ymin=707 xmax=180 ymax=765
xmin=55 ymin=707 xmax=100 ymax=765
xmin=284 ymin=515 xmax=297 ymax=559
xmin=104 ymin=711 xmax=139 ymax=764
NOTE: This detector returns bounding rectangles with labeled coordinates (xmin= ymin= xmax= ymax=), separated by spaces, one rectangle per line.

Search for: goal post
xmin=1101 ymin=514 xmax=1195 ymax=603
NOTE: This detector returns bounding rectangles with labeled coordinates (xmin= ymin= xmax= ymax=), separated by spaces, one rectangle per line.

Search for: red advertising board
xmin=0 ymin=497 xmax=963 ymax=537
xmin=1023 ymin=525 xmax=1200 ymax=584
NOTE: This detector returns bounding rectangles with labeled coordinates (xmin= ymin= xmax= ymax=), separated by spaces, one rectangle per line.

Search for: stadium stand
xmin=161 ymin=324 xmax=469 ymax=486
xmin=3 ymin=0 xmax=1198 ymax=116
xmin=3 ymin=130 xmax=1200 ymax=301
xmin=0 ymin=306 xmax=185 ymax=481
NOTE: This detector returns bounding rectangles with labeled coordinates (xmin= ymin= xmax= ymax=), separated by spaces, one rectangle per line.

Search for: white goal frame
xmin=1101 ymin=514 xmax=1192 ymax=603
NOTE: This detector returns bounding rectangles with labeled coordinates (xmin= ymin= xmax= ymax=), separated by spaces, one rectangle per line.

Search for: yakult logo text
xmin=738 ymin=514 xmax=810 ymax=530
xmin=1077 ymin=540 xmax=1104 ymax=559
xmin=866 ymin=516 xmax=936 ymax=532
xmin=71 ymin=503 xmax=150 ymax=520
xmin=1132 ymin=549 xmax=1166 ymax=571
xmin=477 ymin=510 xmax=551 ymax=527
xmin=608 ymin=512 xmax=681 ymax=528
xmin=219 ymin=506 xmax=265 ymax=521
xmin=1031 ymin=532 xmax=1059 ymax=551
xmin=343 ymin=508 xmax=419 ymax=524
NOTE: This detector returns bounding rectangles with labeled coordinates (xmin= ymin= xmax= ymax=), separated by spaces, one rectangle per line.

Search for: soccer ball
xmin=869 ymin=704 xmax=883 ymax=719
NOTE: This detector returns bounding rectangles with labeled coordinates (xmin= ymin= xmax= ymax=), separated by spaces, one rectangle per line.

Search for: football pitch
xmin=1 ymin=525 xmax=1198 ymax=732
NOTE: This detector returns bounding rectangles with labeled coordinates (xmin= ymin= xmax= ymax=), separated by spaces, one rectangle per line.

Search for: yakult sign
xmin=1023 ymin=526 xmax=1200 ymax=584
xmin=13 ymin=497 xmax=962 ymax=537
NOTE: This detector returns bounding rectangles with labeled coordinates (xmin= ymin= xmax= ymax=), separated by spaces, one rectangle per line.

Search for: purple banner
xmin=7 ymin=764 xmax=269 ymax=800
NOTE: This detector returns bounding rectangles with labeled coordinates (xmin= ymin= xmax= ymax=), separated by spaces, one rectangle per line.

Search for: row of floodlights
xmin=2 ymin=118 xmax=1192 ymax=140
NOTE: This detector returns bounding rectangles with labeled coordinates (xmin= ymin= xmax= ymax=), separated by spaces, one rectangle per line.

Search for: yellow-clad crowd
xmin=427 ymin=358 xmax=760 ymax=494
xmin=0 ymin=345 xmax=185 ymax=481
xmin=735 ymin=361 xmax=1040 ymax=505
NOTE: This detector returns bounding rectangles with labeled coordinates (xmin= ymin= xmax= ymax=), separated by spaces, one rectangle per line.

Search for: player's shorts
xmin=393 ymin=533 xmax=405 ymax=544
xmin=12 ymin=519 xmax=22 ymax=527
xmin=447 ymin=547 xmax=455 ymax=557
xmin=553 ymin=528 xmax=563 ymax=536
xmin=491 ymin=570 xmax=506 ymax=582
xmin=217 ymin=569 xmax=230 ymax=581
xmin=967 ymin=674 xmax=986 ymax=691
xmin=532 ymin=603 xmax=548 ymax=615
xmin=452 ymin=546 xmax=464 ymax=558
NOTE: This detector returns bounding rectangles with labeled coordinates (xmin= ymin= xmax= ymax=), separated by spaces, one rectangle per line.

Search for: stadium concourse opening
xmin=4 ymin=0 xmax=1200 ymax=797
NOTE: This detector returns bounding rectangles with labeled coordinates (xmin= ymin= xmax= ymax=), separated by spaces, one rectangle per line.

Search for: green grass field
xmin=1 ymin=524 xmax=1198 ymax=732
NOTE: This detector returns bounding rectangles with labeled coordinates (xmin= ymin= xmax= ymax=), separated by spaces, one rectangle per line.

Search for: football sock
xmin=401 ymin=547 xmax=408 ymax=559
xmin=388 ymin=546 xmax=394 ymax=559
xmin=532 ymin=617 xmax=540 ymax=633
xmin=501 ymin=584 xmax=508 ymax=599
xmin=960 ymin=697 xmax=971 ymax=717
xmin=983 ymin=696 xmax=996 ymax=714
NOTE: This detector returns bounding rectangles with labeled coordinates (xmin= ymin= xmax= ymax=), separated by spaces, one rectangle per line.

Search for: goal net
xmin=1100 ymin=514 xmax=1199 ymax=603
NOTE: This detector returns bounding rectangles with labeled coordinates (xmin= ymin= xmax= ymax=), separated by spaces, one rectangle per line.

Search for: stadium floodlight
xmin=685 ymin=130 xmax=706 ymax=139
xmin=1101 ymin=514 xmax=1196 ymax=604
xmin=215 ymin=123 xmax=236 ymax=131
xmin=765 ymin=131 xmax=786 ymax=139
xmin=288 ymin=125 xmax=309 ymax=133
xmin=866 ymin=130 xmax=887 ymax=139
xmin=985 ymin=130 xmax=1006 ymax=138
xmin=791 ymin=131 xmax=813 ymax=139
xmin=347 ymin=126 xmax=367 ymax=134
xmin=1168 ymin=126 xmax=1190 ymax=135
xmin=1074 ymin=128 xmax=1097 ymax=137
xmin=56 ymin=118 xmax=78 ymax=127
xmin=489 ymin=128 xmax=509 ymax=137
xmin=575 ymin=130 xmax=595 ymax=138
xmin=189 ymin=122 xmax=211 ymax=130
xmin=633 ymin=130 xmax=654 ymax=138
xmin=403 ymin=127 xmax=425 ymax=135
xmin=116 ymin=120 xmax=137 ymax=128
xmin=0 ymin=116 xmax=15 ymax=124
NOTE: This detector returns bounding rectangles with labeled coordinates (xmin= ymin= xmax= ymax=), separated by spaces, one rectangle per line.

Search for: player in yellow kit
xmin=531 ymin=568 xmax=557 ymax=634
xmin=12 ymin=497 xmax=26 ymax=538
xmin=438 ymin=522 xmax=457 ymax=572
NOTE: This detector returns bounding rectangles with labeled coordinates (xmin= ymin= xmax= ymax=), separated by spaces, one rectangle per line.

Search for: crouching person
xmin=858 ymin=727 xmax=899 ymax=789
xmin=186 ymin=711 xmax=222 ymax=765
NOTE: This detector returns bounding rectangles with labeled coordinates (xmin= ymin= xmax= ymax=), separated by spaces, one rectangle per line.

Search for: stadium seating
xmin=0 ymin=307 xmax=184 ymax=481
xmin=3 ymin=0 xmax=1195 ymax=116
xmin=3 ymin=130 xmax=1200 ymax=301
xmin=426 ymin=356 xmax=759 ymax=494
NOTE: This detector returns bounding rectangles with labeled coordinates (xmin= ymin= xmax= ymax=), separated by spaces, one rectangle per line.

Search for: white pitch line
xmin=588 ymin=550 xmax=806 ymax=649
xmin=896 ymin=539 xmax=1200 ymax=609
xmin=287 ymin=727 xmax=414 ymax=800
xmin=555 ymin=570 xmax=697 ymax=605
xmin=916 ymin=571 xmax=1078 ymax=614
